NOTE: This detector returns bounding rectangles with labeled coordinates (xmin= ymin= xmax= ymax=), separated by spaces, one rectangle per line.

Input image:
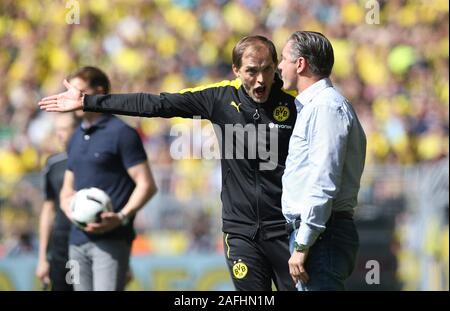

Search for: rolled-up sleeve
xmin=295 ymin=104 xmax=350 ymax=247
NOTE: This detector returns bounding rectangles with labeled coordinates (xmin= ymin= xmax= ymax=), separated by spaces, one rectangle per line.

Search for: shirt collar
xmin=295 ymin=78 xmax=333 ymax=109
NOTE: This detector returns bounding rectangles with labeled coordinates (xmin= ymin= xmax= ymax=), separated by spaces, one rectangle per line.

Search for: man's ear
xmin=232 ymin=64 xmax=240 ymax=78
xmin=297 ymin=57 xmax=307 ymax=74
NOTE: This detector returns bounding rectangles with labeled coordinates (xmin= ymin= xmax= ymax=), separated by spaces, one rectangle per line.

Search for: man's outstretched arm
xmin=38 ymin=79 xmax=217 ymax=119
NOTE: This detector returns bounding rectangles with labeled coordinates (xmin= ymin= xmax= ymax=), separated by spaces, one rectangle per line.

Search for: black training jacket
xmin=83 ymin=76 xmax=297 ymax=240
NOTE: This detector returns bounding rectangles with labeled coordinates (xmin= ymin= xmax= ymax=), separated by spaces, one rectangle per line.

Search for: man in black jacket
xmin=38 ymin=36 xmax=297 ymax=291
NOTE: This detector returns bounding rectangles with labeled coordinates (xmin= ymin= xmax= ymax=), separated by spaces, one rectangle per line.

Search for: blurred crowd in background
xmin=0 ymin=0 xmax=448 ymax=290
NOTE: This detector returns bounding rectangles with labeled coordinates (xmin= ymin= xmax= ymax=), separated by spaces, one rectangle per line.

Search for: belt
xmin=286 ymin=210 xmax=353 ymax=235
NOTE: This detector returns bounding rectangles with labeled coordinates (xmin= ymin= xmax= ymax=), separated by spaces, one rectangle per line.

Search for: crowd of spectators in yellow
xmin=0 ymin=0 xmax=448 ymax=288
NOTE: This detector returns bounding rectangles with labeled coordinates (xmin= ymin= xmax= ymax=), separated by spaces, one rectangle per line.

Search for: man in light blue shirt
xmin=278 ymin=31 xmax=366 ymax=290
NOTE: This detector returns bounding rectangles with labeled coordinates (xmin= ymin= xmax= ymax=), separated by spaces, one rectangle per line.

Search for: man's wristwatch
xmin=117 ymin=211 xmax=130 ymax=226
xmin=294 ymin=242 xmax=309 ymax=252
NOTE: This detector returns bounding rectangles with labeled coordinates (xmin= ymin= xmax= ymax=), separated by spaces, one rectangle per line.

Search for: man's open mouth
xmin=254 ymin=86 xmax=266 ymax=97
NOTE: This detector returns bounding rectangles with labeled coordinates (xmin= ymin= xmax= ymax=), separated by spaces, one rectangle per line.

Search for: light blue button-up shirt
xmin=282 ymin=78 xmax=366 ymax=247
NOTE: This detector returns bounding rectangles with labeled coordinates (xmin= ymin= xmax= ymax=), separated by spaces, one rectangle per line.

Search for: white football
xmin=70 ymin=187 xmax=113 ymax=228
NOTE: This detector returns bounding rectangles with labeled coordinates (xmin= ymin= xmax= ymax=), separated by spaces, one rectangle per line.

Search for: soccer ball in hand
xmin=70 ymin=187 xmax=113 ymax=228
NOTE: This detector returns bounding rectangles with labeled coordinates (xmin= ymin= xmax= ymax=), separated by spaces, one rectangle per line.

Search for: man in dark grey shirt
xmin=36 ymin=113 xmax=79 ymax=290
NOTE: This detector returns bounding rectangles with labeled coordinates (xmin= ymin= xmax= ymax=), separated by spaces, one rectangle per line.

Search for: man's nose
xmin=256 ymin=72 xmax=264 ymax=84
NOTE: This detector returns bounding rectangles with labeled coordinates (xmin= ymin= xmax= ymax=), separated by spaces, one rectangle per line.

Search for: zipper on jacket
xmin=252 ymin=105 xmax=261 ymax=240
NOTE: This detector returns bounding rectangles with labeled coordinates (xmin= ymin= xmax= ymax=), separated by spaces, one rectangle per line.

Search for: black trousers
xmin=48 ymin=231 xmax=73 ymax=291
xmin=223 ymin=232 xmax=296 ymax=291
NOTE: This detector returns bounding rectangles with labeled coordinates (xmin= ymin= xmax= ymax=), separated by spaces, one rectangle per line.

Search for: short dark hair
xmin=288 ymin=31 xmax=334 ymax=78
xmin=232 ymin=35 xmax=278 ymax=69
xmin=68 ymin=66 xmax=110 ymax=94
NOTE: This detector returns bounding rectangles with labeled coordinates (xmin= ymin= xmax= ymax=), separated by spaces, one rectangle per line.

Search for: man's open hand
xmin=38 ymin=79 xmax=84 ymax=112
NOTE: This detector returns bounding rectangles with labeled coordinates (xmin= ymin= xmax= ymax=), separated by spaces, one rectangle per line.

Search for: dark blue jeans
xmin=289 ymin=218 xmax=359 ymax=291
